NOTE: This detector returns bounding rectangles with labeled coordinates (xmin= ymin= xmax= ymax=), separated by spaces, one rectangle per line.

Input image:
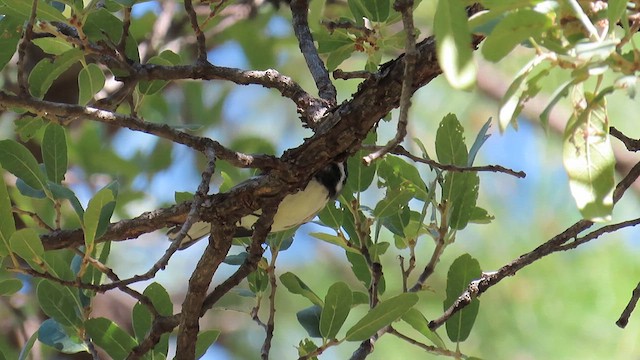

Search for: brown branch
xmin=610 ymin=126 xmax=640 ymax=152
xmin=617 ymin=282 xmax=640 ymax=328
xmin=428 ymin=160 xmax=640 ymax=331
xmin=388 ymin=145 xmax=526 ymax=178
xmin=387 ymin=327 xmax=463 ymax=358
xmin=184 ymin=0 xmax=207 ymax=62
xmin=290 ymin=0 xmax=337 ymax=105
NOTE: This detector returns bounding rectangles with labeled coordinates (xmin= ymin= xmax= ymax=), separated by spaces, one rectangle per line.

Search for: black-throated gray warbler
xmin=168 ymin=162 xmax=348 ymax=249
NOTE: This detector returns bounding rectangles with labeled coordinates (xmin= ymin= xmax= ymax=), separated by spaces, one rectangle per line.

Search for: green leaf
xmin=83 ymin=183 xmax=116 ymax=247
xmin=0 ymin=278 xmax=22 ymax=295
xmin=17 ymin=328 xmax=38 ymax=360
xmin=442 ymin=172 xmax=479 ymax=230
xmin=139 ymin=50 xmax=181 ymax=95
xmin=83 ymin=8 xmax=123 ymax=43
xmin=317 ymin=201 xmax=344 ymax=229
xmin=223 ymin=252 xmax=248 ymax=265
xmin=28 ymin=48 xmax=84 ymax=98
xmin=78 ymin=63 xmax=106 ymax=105
xmin=297 ymin=305 xmax=323 ymax=338
xmin=0 ymin=140 xmax=49 ymax=192
xmin=362 ymin=0 xmax=389 ymax=22
xmin=144 ymin=282 xmax=173 ymax=316
xmin=297 ymin=338 xmax=319 ymax=358
xmin=320 ymin=282 xmax=352 ymax=339
xmin=401 ymin=308 xmax=446 ymax=348
xmin=85 ymin=317 xmax=137 ymax=360
xmin=248 ymin=267 xmax=268 ymax=294
xmin=349 ymin=0 xmax=371 ymax=24
xmin=377 ymin=156 xmax=428 ymax=200
xmin=468 ymin=118 xmax=492 ymax=166
xmin=42 ymin=123 xmax=67 ymax=183
xmin=468 ymin=206 xmax=494 ymax=224
xmin=10 ymin=229 xmax=44 ymax=269
xmin=434 ymin=0 xmax=476 ymax=89
xmin=279 ymin=272 xmax=324 ymax=307
xmin=131 ymin=301 xmax=153 ymax=344
xmin=36 ymin=280 xmax=82 ymax=327
xmin=0 ymin=165 xmax=16 ymax=257
xmin=15 ymin=115 xmax=46 ymax=142
xmin=0 ymin=16 xmax=21 ymax=72
xmin=444 ymin=254 xmax=481 ymax=342
xmin=345 ymin=293 xmax=419 ymax=341
xmin=563 ymin=96 xmax=615 ymax=221
xmin=310 ymin=232 xmax=358 ymax=254
xmin=32 ymin=37 xmax=73 ymax=55
xmin=346 ymin=251 xmax=371 ymax=287
xmin=482 ymin=9 xmax=552 ymax=62
xmin=373 ymin=187 xmax=415 ymax=218
xmin=346 ymin=149 xmax=377 ymax=193
xmin=607 ymin=0 xmax=628 ymax=34
xmin=435 ymin=114 xmax=468 ymax=166
xmin=38 ymin=319 xmax=87 ymax=354
xmin=498 ymin=59 xmax=549 ymax=132
xmin=326 ymin=43 xmax=356 ymax=72
xmin=0 ymin=0 xmax=67 ymax=21
xmin=195 ymin=330 xmax=220 ymax=359
xmin=174 ymin=191 xmax=194 ymax=203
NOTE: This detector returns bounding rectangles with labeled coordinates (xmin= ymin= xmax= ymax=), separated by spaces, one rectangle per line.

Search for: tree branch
xmin=429 ymin=159 xmax=640 ymax=330
xmin=290 ymin=0 xmax=337 ymax=105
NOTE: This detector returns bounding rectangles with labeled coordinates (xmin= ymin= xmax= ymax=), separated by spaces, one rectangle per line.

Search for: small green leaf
xmin=42 ymin=123 xmax=67 ymax=183
xmin=38 ymin=319 xmax=87 ymax=354
xmin=37 ymin=280 xmax=82 ymax=327
xmin=482 ymin=9 xmax=552 ymax=62
xmin=0 ymin=0 xmax=67 ymax=21
xmin=10 ymin=229 xmax=44 ymax=269
xmin=444 ymin=254 xmax=481 ymax=342
xmin=83 ymin=8 xmax=123 ymax=43
xmin=78 ymin=63 xmax=106 ymax=105
xmin=0 ymin=165 xmax=16 ymax=257
xmin=174 ymin=191 xmax=194 ymax=203
xmin=434 ymin=0 xmax=476 ymax=89
xmin=373 ymin=187 xmax=415 ymax=218
xmin=144 ymin=282 xmax=173 ymax=316
xmin=362 ymin=0 xmax=389 ymax=22
xmin=15 ymin=116 xmax=46 ymax=142
xmin=345 ymin=293 xmax=418 ymax=341
xmin=195 ymin=330 xmax=220 ymax=359
xmin=377 ymin=156 xmax=427 ymax=200
xmin=83 ymin=183 xmax=117 ymax=247
xmin=17 ymin=328 xmax=38 ymax=360
xmin=468 ymin=206 xmax=494 ymax=224
xmin=297 ymin=338 xmax=319 ymax=358
xmin=132 ymin=302 xmax=151 ymax=342
xmin=349 ymin=0 xmax=371 ymax=24
xmin=499 ymin=59 xmax=549 ymax=132
xmin=0 ymin=16 xmax=21 ymax=72
xmin=468 ymin=118 xmax=492 ymax=166
xmin=435 ymin=114 xmax=468 ymax=166
xmin=317 ymin=201 xmax=344 ymax=229
xmin=346 ymin=148 xmax=377 ymax=193
xmin=402 ymin=308 xmax=446 ymax=348
xmin=223 ymin=252 xmax=248 ymax=265
xmin=280 ymin=272 xmax=324 ymax=307
xmin=248 ymin=267 xmax=268 ymax=294
xmin=28 ymin=48 xmax=84 ymax=98
xmin=443 ymin=172 xmax=479 ymax=230
xmin=607 ymin=0 xmax=628 ymax=34
xmin=297 ymin=305 xmax=323 ymax=338
xmin=0 ymin=140 xmax=49 ymax=192
xmin=85 ymin=317 xmax=137 ymax=360
xmin=320 ymin=282 xmax=352 ymax=339
xmin=32 ymin=37 xmax=73 ymax=55
xmin=0 ymin=278 xmax=22 ymax=295
xmin=310 ymin=232 xmax=358 ymax=254
xmin=563 ymin=96 xmax=615 ymax=221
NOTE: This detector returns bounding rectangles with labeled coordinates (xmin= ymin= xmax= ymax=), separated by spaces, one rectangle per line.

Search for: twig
xmin=12 ymin=207 xmax=54 ymax=231
xmin=17 ymin=0 xmax=39 ymax=96
xmin=385 ymin=145 xmax=527 ymax=178
xmin=429 ymin=160 xmax=640 ymax=331
xmin=387 ymin=327 xmax=463 ymax=358
xmin=610 ymin=126 xmax=640 ymax=152
xmin=363 ymin=0 xmax=417 ymax=165
xmin=290 ymin=0 xmax=337 ymax=105
xmin=557 ymin=217 xmax=640 ymax=251
xmin=261 ymin=249 xmax=280 ymax=359
xmin=617 ymin=282 xmax=640 ymax=328
xmin=333 ymin=69 xmax=373 ymax=80
xmin=183 ymin=0 xmax=207 ymax=62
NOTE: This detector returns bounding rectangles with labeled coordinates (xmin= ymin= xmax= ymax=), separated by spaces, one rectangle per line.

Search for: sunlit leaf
xmin=320 ymin=282 xmax=352 ymax=339
xmin=434 ymin=0 xmax=476 ymax=89
xmin=345 ymin=293 xmax=418 ymax=341
xmin=444 ymin=254 xmax=481 ymax=342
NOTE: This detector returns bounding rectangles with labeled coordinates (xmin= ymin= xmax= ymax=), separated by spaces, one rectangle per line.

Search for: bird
xmin=168 ymin=162 xmax=348 ymax=249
